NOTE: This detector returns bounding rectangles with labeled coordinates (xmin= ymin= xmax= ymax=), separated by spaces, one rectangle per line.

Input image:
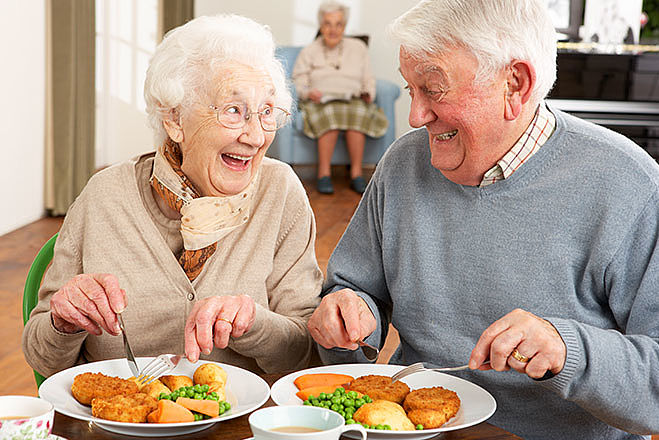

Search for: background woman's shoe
xmin=350 ymin=176 xmax=367 ymax=194
xmin=317 ymin=176 xmax=334 ymax=194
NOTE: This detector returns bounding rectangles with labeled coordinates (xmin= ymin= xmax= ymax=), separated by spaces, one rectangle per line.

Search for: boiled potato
xmin=193 ymin=364 xmax=227 ymax=388
xmin=140 ymin=379 xmax=171 ymax=399
xmin=160 ymin=375 xmax=193 ymax=391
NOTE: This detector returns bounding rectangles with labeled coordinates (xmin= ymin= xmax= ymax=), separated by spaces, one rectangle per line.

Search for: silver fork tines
xmin=391 ymin=361 xmax=477 ymax=383
xmin=136 ymin=354 xmax=181 ymax=386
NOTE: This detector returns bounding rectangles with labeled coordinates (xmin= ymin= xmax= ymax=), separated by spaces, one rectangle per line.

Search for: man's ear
xmin=162 ymin=109 xmax=184 ymax=143
xmin=503 ymin=60 xmax=536 ymax=121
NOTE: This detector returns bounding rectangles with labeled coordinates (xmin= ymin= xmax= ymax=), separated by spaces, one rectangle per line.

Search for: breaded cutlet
xmin=403 ymin=386 xmax=461 ymax=429
xmin=71 ymin=372 xmax=139 ymax=406
xmin=91 ymin=393 xmax=157 ymax=423
xmin=347 ymin=375 xmax=410 ymax=405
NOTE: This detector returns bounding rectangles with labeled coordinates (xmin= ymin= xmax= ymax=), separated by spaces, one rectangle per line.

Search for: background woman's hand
xmin=184 ymin=294 xmax=256 ymax=362
xmin=360 ymin=93 xmax=372 ymax=104
xmin=307 ymin=288 xmax=376 ymax=350
xmin=469 ymin=308 xmax=567 ymax=379
xmin=309 ymin=89 xmax=323 ymax=103
xmin=49 ymin=273 xmax=126 ymax=336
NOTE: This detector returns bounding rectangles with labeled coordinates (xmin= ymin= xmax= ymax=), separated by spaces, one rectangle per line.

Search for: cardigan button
xmin=187 ymin=293 xmax=195 ymax=301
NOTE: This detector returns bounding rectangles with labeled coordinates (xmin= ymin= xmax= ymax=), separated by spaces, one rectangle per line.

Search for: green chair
xmin=22 ymin=232 xmax=59 ymax=388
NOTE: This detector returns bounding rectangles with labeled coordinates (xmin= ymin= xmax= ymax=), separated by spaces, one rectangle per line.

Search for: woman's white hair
xmin=144 ymin=14 xmax=292 ymax=145
xmin=389 ymin=0 xmax=557 ymax=104
xmin=317 ymin=0 xmax=349 ymax=25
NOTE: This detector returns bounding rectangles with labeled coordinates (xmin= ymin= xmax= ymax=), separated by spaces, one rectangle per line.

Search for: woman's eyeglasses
xmin=209 ymin=104 xmax=290 ymax=132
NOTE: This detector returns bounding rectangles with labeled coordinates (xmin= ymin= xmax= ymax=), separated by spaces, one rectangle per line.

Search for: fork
xmin=135 ymin=354 xmax=182 ymax=386
xmin=391 ymin=361 xmax=490 ymax=383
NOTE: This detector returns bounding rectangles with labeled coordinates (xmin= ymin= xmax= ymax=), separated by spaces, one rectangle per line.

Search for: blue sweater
xmin=319 ymin=109 xmax=659 ymax=439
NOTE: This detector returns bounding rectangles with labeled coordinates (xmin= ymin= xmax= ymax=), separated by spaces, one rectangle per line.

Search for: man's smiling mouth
xmin=434 ymin=129 xmax=458 ymax=141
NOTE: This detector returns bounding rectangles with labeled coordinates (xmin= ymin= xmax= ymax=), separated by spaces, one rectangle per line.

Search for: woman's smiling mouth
xmin=222 ymin=152 xmax=252 ymax=170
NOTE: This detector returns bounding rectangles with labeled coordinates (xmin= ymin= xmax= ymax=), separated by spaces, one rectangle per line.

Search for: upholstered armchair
xmin=269 ymin=46 xmax=401 ymax=165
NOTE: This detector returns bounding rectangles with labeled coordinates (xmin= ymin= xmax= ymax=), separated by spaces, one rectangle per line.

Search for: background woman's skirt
xmin=300 ymin=98 xmax=389 ymax=139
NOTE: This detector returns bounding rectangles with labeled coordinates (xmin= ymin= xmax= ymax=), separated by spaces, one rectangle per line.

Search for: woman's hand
xmin=360 ymin=93 xmax=372 ymax=104
xmin=309 ymin=89 xmax=323 ymax=104
xmin=307 ymin=288 xmax=376 ymax=350
xmin=468 ymin=308 xmax=567 ymax=379
xmin=184 ymin=294 xmax=256 ymax=362
xmin=49 ymin=273 xmax=126 ymax=336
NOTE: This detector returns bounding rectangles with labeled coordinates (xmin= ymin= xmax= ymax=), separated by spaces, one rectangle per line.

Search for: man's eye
xmin=261 ymin=106 xmax=273 ymax=116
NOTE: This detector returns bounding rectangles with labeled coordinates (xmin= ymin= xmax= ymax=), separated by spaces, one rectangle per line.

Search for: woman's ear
xmin=503 ymin=60 xmax=536 ymax=121
xmin=162 ymin=109 xmax=184 ymax=143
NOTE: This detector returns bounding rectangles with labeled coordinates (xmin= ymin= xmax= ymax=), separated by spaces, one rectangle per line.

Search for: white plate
xmin=39 ymin=357 xmax=270 ymax=437
xmin=270 ymin=364 xmax=496 ymax=440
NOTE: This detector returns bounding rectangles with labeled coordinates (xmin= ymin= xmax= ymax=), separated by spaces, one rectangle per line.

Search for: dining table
xmin=51 ymin=372 xmax=522 ymax=440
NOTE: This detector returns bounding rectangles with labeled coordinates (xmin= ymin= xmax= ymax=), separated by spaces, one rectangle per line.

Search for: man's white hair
xmin=317 ymin=0 xmax=350 ymax=25
xmin=144 ymin=14 xmax=292 ymax=145
xmin=389 ymin=0 xmax=557 ymax=103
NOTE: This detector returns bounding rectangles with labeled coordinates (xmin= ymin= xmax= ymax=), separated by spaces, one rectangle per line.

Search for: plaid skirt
xmin=299 ymin=98 xmax=389 ymax=139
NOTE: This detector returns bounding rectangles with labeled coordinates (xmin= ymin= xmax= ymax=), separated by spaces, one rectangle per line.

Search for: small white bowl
xmin=0 ymin=395 xmax=54 ymax=439
xmin=249 ymin=405 xmax=366 ymax=440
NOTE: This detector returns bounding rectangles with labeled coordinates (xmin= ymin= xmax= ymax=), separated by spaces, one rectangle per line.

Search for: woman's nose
xmin=239 ymin=116 xmax=266 ymax=146
xmin=408 ymin=94 xmax=436 ymax=128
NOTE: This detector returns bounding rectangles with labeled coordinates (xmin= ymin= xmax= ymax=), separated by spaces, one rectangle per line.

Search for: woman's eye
xmin=224 ymin=105 xmax=242 ymax=116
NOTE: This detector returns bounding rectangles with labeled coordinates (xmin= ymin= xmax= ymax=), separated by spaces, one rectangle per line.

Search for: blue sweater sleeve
xmin=544 ymin=191 xmax=659 ymax=434
xmin=316 ymin=174 xmax=393 ymax=364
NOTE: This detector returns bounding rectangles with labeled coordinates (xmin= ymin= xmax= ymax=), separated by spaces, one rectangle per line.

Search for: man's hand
xmin=469 ymin=308 xmax=566 ymax=379
xmin=184 ymin=294 xmax=255 ymax=362
xmin=307 ymin=288 xmax=377 ymax=350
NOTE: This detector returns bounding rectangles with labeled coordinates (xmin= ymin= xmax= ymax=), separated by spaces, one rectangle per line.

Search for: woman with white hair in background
xmin=292 ymin=0 xmax=388 ymax=194
xmin=23 ymin=14 xmax=323 ymax=377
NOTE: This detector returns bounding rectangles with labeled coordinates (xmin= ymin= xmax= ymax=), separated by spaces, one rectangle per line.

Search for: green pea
xmin=339 ymin=410 xmax=346 ymax=418
xmin=333 ymin=390 xmax=342 ymax=397
xmin=303 ymin=400 xmax=311 ymax=406
xmin=194 ymin=393 xmax=203 ymax=400
xmin=347 ymin=390 xmax=358 ymax=399
xmin=363 ymin=395 xmax=372 ymax=403
xmin=355 ymin=398 xmax=365 ymax=407
xmin=361 ymin=423 xmax=369 ymax=429
xmin=384 ymin=425 xmax=392 ymax=430
xmin=317 ymin=392 xmax=326 ymax=400
xmin=170 ymin=392 xmax=179 ymax=400
xmin=331 ymin=403 xmax=340 ymax=411
xmin=346 ymin=418 xmax=355 ymax=424
xmin=416 ymin=424 xmax=424 ymax=430
xmin=331 ymin=396 xmax=341 ymax=404
xmin=193 ymin=384 xmax=202 ymax=392
xmin=219 ymin=406 xmax=225 ymax=415
xmin=201 ymin=384 xmax=210 ymax=393
xmin=223 ymin=401 xmax=231 ymax=410
xmin=343 ymin=398 xmax=354 ymax=407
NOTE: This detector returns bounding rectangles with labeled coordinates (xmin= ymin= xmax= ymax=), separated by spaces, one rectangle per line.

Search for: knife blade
xmin=117 ymin=313 xmax=139 ymax=377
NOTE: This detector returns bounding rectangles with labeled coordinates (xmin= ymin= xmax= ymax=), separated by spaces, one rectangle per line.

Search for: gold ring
xmin=511 ymin=348 xmax=530 ymax=363
xmin=218 ymin=317 xmax=233 ymax=326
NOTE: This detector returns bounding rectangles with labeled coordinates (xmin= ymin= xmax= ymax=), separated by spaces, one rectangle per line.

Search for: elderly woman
xmin=22 ymin=14 xmax=323 ymax=377
xmin=292 ymin=0 xmax=388 ymax=194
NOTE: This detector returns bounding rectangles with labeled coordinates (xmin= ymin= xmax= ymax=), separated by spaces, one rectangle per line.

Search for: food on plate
xmin=293 ymin=373 xmax=354 ymax=390
xmin=296 ymin=385 xmax=359 ymax=401
xmin=301 ymin=386 xmax=391 ymax=430
xmin=138 ymin=379 xmax=172 ymax=400
xmin=71 ymin=372 xmax=139 ymax=405
xmin=147 ymin=398 xmax=195 ymax=423
xmin=353 ymin=399 xmax=415 ymax=431
xmin=91 ymin=393 xmax=157 ymax=423
xmin=70 ymin=363 xmax=232 ymax=424
xmin=347 ymin=375 xmax=410 ymax=405
xmin=160 ymin=375 xmax=194 ymax=391
xmin=176 ymin=397 xmax=220 ymax=417
xmin=193 ymin=363 xmax=227 ymax=388
xmin=403 ymin=387 xmax=461 ymax=429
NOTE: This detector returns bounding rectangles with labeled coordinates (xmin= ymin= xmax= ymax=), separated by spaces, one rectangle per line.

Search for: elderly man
xmin=307 ymin=0 xmax=659 ymax=439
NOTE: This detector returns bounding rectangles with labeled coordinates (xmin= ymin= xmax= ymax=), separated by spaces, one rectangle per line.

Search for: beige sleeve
xmin=292 ymin=45 xmax=315 ymax=100
xmin=228 ymin=180 xmax=323 ymax=373
xmin=359 ymin=43 xmax=377 ymax=99
xmin=21 ymin=205 xmax=89 ymax=377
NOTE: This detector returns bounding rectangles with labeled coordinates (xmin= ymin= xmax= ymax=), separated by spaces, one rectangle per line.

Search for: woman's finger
xmin=184 ymin=313 xmax=201 ymax=363
xmin=230 ymin=295 xmax=255 ymax=338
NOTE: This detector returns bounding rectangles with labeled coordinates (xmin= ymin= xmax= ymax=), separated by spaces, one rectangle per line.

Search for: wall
xmin=0 ymin=1 xmax=46 ymax=236
xmin=194 ymin=0 xmax=416 ymax=140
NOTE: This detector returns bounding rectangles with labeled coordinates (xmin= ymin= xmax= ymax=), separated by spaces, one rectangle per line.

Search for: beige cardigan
xmin=22 ymin=154 xmax=323 ymax=377
xmin=292 ymin=37 xmax=377 ymax=100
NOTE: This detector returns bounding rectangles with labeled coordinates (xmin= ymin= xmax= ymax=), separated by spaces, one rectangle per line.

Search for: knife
xmin=117 ymin=313 xmax=139 ymax=377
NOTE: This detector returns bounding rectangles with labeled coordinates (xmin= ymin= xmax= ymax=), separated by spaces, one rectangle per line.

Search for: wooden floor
xmin=0 ymin=164 xmax=398 ymax=396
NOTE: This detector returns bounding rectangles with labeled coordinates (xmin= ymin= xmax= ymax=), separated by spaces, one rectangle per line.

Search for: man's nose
xmin=408 ymin=94 xmax=436 ymax=128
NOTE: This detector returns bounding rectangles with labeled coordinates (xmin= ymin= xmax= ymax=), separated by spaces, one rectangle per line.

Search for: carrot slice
xmin=293 ymin=373 xmax=354 ymax=391
xmin=147 ymin=399 xmax=195 ymax=423
xmin=176 ymin=397 xmax=220 ymax=417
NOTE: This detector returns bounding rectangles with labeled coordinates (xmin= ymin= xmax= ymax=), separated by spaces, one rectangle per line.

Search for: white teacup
xmin=249 ymin=405 xmax=367 ymax=440
xmin=0 ymin=395 xmax=54 ymax=439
